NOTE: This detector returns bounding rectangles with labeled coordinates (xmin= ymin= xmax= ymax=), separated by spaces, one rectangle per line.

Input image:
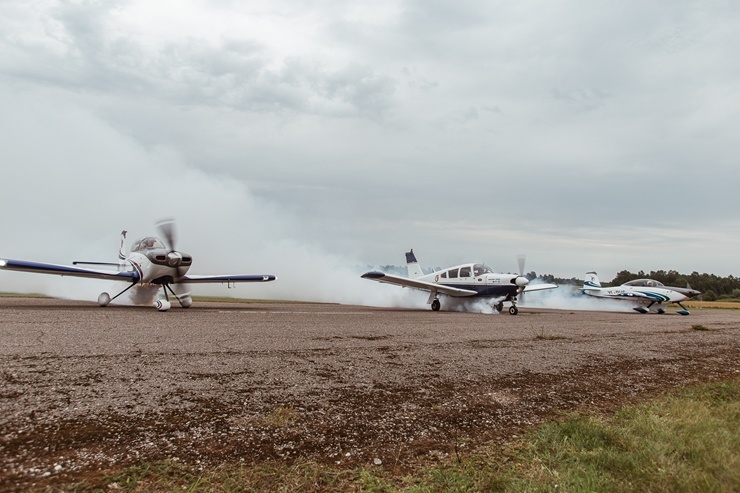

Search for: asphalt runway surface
xmin=1 ymin=297 xmax=739 ymax=490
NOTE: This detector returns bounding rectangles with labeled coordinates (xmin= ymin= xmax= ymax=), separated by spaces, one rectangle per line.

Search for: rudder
xmin=584 ymin=271 xmax=601 ymax=288
xmin=406 ymin=249 xmax=424 ymax=279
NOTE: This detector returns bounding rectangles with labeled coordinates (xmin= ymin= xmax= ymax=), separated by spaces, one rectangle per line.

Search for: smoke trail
xmin=521 ymin=283 xmax=633 ymax=312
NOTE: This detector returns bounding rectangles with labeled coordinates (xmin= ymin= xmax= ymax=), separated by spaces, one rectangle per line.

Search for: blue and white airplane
xmin=581 ymin=272 xmax=701 ymax=315
xmin=362 ymin=249 xmax=557 ymax=315
xmin=0 ymin=219 xmax=276 ymax=311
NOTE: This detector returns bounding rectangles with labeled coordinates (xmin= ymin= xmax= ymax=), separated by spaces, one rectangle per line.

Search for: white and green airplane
xmin=581 ymin=272 xmax=701 ymax=315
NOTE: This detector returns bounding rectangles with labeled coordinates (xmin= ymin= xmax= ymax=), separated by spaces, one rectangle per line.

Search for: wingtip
xmin=361 ymin=271 xmax=386 ymax=280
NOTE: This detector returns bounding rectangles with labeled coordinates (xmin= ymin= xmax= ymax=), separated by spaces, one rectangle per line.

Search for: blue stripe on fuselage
xmin=440 ymin=283 xmax=517 ymax=297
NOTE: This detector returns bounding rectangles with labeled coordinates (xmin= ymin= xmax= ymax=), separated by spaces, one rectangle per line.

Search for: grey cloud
xmin=1 ymin=0 xmax=739 ymax=283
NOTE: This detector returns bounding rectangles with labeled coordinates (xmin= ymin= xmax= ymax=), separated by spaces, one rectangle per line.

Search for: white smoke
xmin=521 ymin=283 xmax=634 ymax=312
xmin=446 ymin=296 xmax=505 ymax=314
xmin=0 ymin=90 xmax=432 ymax=310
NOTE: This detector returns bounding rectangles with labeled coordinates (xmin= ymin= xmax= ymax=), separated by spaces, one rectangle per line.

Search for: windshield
xmin=131 ymin=236 xmax=166 ymax=252
xmin=473 ymin=264 xmax=494 ymax=276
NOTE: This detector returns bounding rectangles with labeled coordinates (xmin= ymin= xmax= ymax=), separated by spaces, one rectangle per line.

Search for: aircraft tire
xmin=97 ymin=292 xmax=111 ymax=307
xmin=509 ymin=305 xmax=518 ymax=315
xmin=431 ymin=299 xmax=441 ymax=311
xmin=495 ymin=302 xmax=504 ymax=312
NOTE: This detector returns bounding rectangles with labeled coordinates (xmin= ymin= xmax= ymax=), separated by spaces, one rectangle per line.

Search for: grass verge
xmin=49 ymin=378 xmax=740 ymax=492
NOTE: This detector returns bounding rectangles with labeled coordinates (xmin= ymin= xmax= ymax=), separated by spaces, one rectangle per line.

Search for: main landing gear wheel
xmin=98 ymin=292 xmax=111 ymax=307
xmin=431 ymin=299 xmax=441 ymax=311
xmin=509 ymin=305 xmax=519 ymax=315
xmin=495 ymin=302 xmax=504 ymax=313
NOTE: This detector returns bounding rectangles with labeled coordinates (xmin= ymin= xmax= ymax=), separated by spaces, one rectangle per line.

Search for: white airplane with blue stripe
xmin=581 ymin=272 xmax=700 ymax=315
xmin=0 ymin=219 xmax=276 ymax=311
xmin=362 ymin=249 xmax=557 ymax=315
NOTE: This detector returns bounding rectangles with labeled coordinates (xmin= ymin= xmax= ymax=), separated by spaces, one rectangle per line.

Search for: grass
xmin=533 ymin=326 xmax=568 ymax=340
xmin=685 ymin=300 xmax=740 ymax=310
xmin=497 ymin=379 xmax=740 ymax=492
xmin=56 ymin=378 xmax=739 ymax=492
xmin=259 ymin=406 xmax=300 ymax=427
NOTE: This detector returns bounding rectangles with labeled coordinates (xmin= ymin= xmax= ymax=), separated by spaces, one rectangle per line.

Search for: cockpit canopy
xmin=473 ymin=264 xmax=494 ymax=276
xmin=623 ymin=279 xmax=665 ymax=288
xmin=131 ymin=236 xmax=166 ymax=252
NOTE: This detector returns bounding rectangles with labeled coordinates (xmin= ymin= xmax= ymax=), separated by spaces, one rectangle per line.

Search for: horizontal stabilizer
xmin=73 ymin=261 xmax=121 ymax=267
xmin=180 ymin=274 xmax=276 ymax=283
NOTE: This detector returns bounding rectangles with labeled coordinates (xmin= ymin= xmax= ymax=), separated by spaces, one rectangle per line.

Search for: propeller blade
xmin=517 ymin=255 xmax=526 ymax=277
xmin=516 ymin=254 xmax=527 ymax=303
xmin=156 ymin=218 xmax=177 ymax=252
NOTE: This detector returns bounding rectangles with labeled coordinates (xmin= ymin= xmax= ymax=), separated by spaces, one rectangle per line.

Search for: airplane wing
xmin=178 ymin=274 xmax=276 ymax=284
xmin=523 ymin=283 xmax=558 ymax=292
xmin=361 ymin=271 xmax=477 ymax=297
xmin=0 ymin=258 xmax=139 ymax=282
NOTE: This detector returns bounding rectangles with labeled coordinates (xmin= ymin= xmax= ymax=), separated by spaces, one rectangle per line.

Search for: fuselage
xmin=583 ymin=279 xmax=701 ymax=304
xmin=421 ymin=263 xmax=527 ymax=299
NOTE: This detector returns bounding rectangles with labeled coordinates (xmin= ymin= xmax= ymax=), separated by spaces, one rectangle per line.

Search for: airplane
xmin=581 ymin=272 xmax=701 ymax=315
xmin=0 ymin=220 xmax=276 ymax=311
xmin=361 ymin=249 xmax=557 ymax=315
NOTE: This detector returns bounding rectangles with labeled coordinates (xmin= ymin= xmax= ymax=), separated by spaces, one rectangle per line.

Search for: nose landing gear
xmin=494 ymin=296 xmax=519 ymax=315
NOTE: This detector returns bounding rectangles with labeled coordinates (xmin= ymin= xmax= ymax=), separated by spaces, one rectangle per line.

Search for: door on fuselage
xmin=444 ymin=267 xmax=459 ymax=285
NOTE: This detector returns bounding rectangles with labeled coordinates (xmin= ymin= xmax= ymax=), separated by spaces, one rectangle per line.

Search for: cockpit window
xmin=132 ymin=236 xmax=166 ymax=251
xmin=459 ymin=266 xmax=472 ymax=277
xmin=473 ymin=264 xmax=493 ymax=276
xmin=624 ymin=279 xmax=664 ymax=288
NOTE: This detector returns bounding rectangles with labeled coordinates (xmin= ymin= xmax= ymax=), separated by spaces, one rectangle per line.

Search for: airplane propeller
xmin=515 ymin=254 xmax=529 ymax=288
xmin=156 ymin=217 xmax=177 ymax=251
xmin=156 ymin=218 xmax=187 ymax=278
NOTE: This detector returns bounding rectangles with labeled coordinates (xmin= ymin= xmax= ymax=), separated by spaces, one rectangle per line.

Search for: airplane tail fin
xmin=118 ymin=230 xmax=128 ymax=271
xmin=584 ymin=271 xmax=601 ymax=288
xmin=406 ymin=249 xmax=424 ymax=279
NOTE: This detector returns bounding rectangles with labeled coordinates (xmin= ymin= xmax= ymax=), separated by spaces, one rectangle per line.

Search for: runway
xmin=1 ymin=297 xmax=738 ymax=490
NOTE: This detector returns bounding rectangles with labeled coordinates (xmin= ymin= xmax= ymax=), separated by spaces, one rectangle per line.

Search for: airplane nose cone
xmin=166 ymin=251 xmax=183 ymax=267
xmin=515 ymin=276 xmax=529 ymax=287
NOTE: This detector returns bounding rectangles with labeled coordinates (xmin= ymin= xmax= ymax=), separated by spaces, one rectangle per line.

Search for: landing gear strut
xmin=155 ymin=284 xmax=192 ymax=311
xmin=98 ymin=281 xmax=138 ymax=307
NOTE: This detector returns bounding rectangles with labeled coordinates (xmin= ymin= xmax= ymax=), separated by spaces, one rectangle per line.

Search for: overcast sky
xmin=1 ymin=1 xmax=739 ymax=304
